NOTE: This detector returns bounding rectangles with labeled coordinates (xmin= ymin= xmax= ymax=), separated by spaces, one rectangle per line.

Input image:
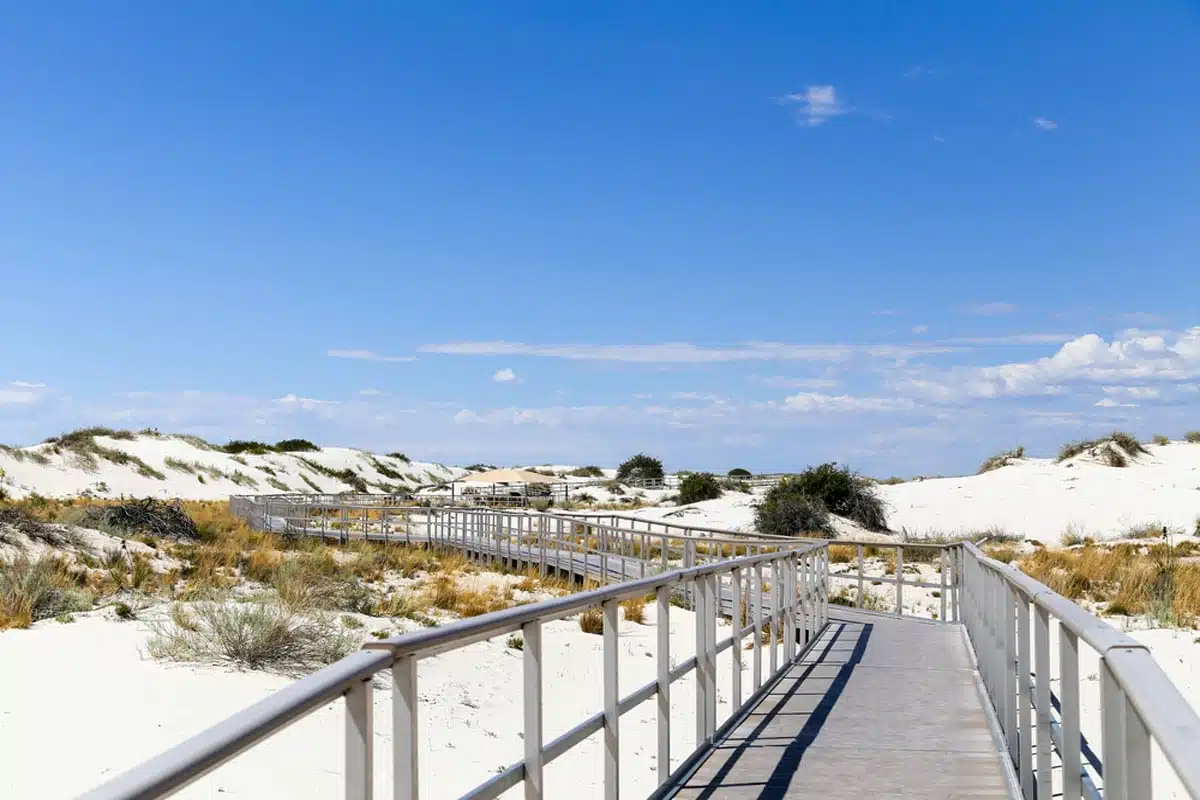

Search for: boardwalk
xmin=667 ymin=608 xmax=1013 ymax=799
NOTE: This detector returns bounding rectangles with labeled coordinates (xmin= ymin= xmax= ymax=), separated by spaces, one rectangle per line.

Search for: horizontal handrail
xmin=961 ymin=542 xmax=1200 ymax=799
xmin=83 ymin=504 xmax=832 ymax=800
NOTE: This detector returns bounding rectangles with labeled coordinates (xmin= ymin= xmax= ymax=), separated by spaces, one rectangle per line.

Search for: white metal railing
xmin=80 ymin=517 xmax=830 ymax=800
xmin=961 ymin=542 xmax=1200 ymax=799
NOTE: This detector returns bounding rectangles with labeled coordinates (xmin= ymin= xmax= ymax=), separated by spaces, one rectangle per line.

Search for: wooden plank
xmin=670 ymin=609 xmax=1011 ymax=798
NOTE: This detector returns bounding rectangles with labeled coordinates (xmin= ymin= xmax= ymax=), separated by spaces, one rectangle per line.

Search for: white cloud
xmin=358 ymin=388 xmax=382 ymax=396
xmin=274 ymin=394 xmax=339 ymax=411
xmin=760 ymin=376 xmax=840 ymax=390
xmin=632 ymin=393 xmax=653 ymax=400
xmin=421 ymin=340 xmax=959 ymax=364
xmin=894 ymin=328 xmax=1200 ymax=401
xmin=492 ymin=368 xmax=518 ymax=383
xmin=1033 ymin=117 xmax=1058 ymax=131
xmin=777 ymin=85 xmax=853 ymax=127
xmin=326 ymin=349 xmax=416 ymax=363
xmin=967 ymin=302 xmax=1017 ymax=316
xmin=1095 ymin=398 xmax=1137 ymax=408
xmin=912 ymin=325 xmax=929 ymax=334
xmin=0 ymin=381 xmax=49 ymax=406
xmin=782 ymin=392 xmax=915 ymax=413
xmin=1102 ymin=386 xmax=1160 ymax=399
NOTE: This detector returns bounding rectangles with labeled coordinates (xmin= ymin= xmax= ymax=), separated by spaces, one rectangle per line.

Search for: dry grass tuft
xmin=578 ymin=607 xmax=604 ymax=634
xmin=0 ymin=556 xmax=92 ymax=629
xmin=621 ymin=596 xmax=646 ymax=624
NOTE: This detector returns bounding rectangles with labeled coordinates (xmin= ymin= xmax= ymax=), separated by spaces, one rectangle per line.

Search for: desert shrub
xmin=92 ymin=499 xmax=200 ymax=541
xmin=273 ymin=439 xmax=318 ymax=453
xmin=0 ymin=556 xmax=92 ymax=628
xmin=615 ymin=453 xmax=664 ymax=483
xmin=678 ymin=473 xmax=723 ymax=505
xmin=727 ymin=468 xmax=752 ymax=478
xmin=223 ymin=440 xmax=272 ymax=455
xmin=386 ymin=452 xmax=411 ymax=462
xmin=300 ymin=473 xmax=321 ymax=492
xmin=778 ymin=463 xmax=888 ymax=531
xmin=147 ymin=601 xmax=358 ymax=677
xmin=621 ymin=597 xmax=646 ymax=624
xmin=44 ymin=427 xmax=135 ymax=446
xmin=465 ymin=464 xmax=497 ymax=472
xmin=754 ymin=488 xmax=833 ymax=538
xmin=572 ymin=492 xmax=597 ymax=504
xmin=569 ymin=465 xmax=604 ymax=478
xmin=578 ymin=607 xmax=604 ymax=635
xmin=1152 ymin=435 xmax=1170 ymax=446
xmin=1059 ymin=432 xmax=1146 ymax=464
xmin=1186 ymin=431 xmax=1200 ymax=443
xmin=266 ymin=477 xmax=290 ymax=492
xmin=977 ymin=446 xmax=1025 ymax=474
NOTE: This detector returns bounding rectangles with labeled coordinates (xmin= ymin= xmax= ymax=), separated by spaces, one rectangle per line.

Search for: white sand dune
xmin=0 ymin=432 xmax=462 ymax=500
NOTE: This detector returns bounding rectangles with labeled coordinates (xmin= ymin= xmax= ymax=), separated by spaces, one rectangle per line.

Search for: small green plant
xmin=223 ymin=440 xmax=272 ymax=455
xmin=55 ymin=612 xmax=75 ymax=623
xmin=1186 ymin=431 xmax=1200 ymax=444
xmin=1152 ymin=434 xmax=1170 ymax=446
xmin=114 ymin=602 xmax=135 ymax=620
xmin=386 ymin=452 xmax=411 ymax=463
xmin=506 ymin=633 xmax=524 ymax=650
xmin=340 ymin=614 xmax=364 ymax=629
xmin=678 ymin=473 xmax=723 ymax=504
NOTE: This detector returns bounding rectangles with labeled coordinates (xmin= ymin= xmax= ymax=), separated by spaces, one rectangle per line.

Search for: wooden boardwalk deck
xmin=666 ymin=608 xmax=1014 ymax=799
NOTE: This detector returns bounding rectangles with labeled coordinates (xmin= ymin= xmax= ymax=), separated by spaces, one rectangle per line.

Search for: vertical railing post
xmin=345 ymin=678 xmax=373 ymax=800
xmin=1034 ymin=605 xmax=1052 ymax=800
xmin=1004 ymin=585 xmax=1018 ymax=766
xmin=770 ymin=559 xmax=780 ymax=676
xmin=939 ymin=549 xmax=948 ymax=622
xmin=731 ymin=567 xmax=743 ymax=710
xmin=695 ymin=575 xmax=709 ymax=744
xmin=656 ymin=584 xmax=671 ymax=787
xmin=1125 ymin=691 xmax=1151 ymax=799
xmin=523 ymin=621 xmax=543 ymax=800
xmin=393 ymin=655 xmax=418 ymax=800
xmin=752 ymin=561 xmax=763 ymax=691
xmin=1101 ymin=659 xmax=1127 ymax=800
xmin=705 ymin=571 xmax=717 ymax=738
xmin=1016 ymin=592 xmax=1032 ymax=798
xmin=603 ymin=598 xmax=619 ymax=800
xmin=894 ymin=545 xmax=903 ymax=616
xmin=1060 ymin=627 xmax=1082 ymax=800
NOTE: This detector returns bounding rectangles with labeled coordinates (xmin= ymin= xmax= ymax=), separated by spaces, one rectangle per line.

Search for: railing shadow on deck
xmin=671 ymin=619 xmax=873 ymax=799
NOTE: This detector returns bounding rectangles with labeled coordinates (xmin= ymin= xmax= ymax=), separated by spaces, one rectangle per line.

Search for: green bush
xmin=755 ymin=463 xmax=888 ymax=534
xmin=1186 ymin=431 xmax=1200 ymax=444
xmin=678 ymin=473 xmax=723 ymax=504
xmin=1152 ymin=434 xmax=1170 ymax=446
xmin=223 ymin=440 xmax=272 ymax=455
xmin=754 ymin=489 xmax=832 ymax=538
xmin=727 ymin=468 xmax=752 ymax=478
xmin=386 ymin=452 xmax=411 ymax=463
xmin=273 ymin=439 xmax=318 ymax=453
xmin=615 ymin=453 xmax=664 ymax=483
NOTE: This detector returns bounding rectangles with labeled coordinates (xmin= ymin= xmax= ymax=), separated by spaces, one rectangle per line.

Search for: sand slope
xmin=0 ymin=433 xmax=461 ymax=500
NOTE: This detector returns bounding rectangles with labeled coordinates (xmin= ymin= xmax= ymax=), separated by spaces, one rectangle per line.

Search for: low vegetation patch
xmin=1152 ymin=434 xmax=1170 ymax=446
xmin=1187 ymin=431 xmax=1200 ymax=444
xmin=977 ymin=446 xmax=1024 ymax=474
xmin=727 ymin=467 xmax=752 ymax=478
xmin=41 ymin=428 xmax=165 ymax=478
xmin=569 ymin=465 xmax=605 ymax=478
xmin=578 ymin=607 xmax=604 ymax=634
xmin=678 ymin=473 xmax=723 ymax=504
xmin=0 ymin=556 xmax=92 ymax=629
xmin=1019 ymin=543 xmax=1199 ymax=627
xmin=1057 ymin=432 xmax=1147 ymax=467
xmin=147 ymin=601 xmax=358 ymax=677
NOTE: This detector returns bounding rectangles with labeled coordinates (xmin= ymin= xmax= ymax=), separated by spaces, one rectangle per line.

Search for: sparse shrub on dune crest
xmin=977 ymin=446 xmax=1024 ymax=474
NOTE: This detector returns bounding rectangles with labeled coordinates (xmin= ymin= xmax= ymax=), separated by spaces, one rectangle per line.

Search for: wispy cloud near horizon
xmin=327 ymin=349 xmax=416 ymax=363
xmin=777 ymin=85 xmax=853 ymax=127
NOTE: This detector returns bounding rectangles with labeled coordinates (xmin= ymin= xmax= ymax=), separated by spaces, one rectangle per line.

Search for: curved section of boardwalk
xmin=667 ymin=608 xmax=1014 ymax=799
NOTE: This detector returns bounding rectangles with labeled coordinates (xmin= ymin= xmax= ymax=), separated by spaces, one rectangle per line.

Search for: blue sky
xmin=2 ymin=2 xmax=1199 ymax=475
